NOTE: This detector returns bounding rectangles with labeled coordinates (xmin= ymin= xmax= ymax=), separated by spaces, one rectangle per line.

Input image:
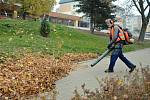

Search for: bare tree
xmin=132 ymin=0 xmax=150 ymax=42
xmin=122 ymin=0 xmax=135 ymax=15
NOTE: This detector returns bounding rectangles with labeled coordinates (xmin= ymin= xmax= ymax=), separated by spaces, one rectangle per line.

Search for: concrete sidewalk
xmin=56 ymin=48 xmax=150 ymax=100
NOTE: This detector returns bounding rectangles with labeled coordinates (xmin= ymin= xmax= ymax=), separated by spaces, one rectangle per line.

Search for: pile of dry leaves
xmin=62 ymin=53 xmax=97 ymax=63
xmin=0 ymin=53 xmax=97 ymax=99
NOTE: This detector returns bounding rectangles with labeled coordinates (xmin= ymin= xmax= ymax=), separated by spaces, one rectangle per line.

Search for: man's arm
xmin=108 ymin=26 xmax=119 ymax=48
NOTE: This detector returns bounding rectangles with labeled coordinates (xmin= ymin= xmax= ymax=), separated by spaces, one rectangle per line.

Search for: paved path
xmin=56 ymin=48 xmax=150 ymax=100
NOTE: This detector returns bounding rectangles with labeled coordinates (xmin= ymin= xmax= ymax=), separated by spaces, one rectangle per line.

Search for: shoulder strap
xmin=110 ymin=26 xmax=115 ymax=36
xmin=116 ymin=25 xmax=123 ymax=30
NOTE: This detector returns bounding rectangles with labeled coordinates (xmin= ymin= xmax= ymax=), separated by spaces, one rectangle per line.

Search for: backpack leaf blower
xmin=91 ymin=48 xmax=113 ymax=67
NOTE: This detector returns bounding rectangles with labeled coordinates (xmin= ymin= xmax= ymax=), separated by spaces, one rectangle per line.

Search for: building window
xmin=78 ymin=21 xmax=89 ymax=28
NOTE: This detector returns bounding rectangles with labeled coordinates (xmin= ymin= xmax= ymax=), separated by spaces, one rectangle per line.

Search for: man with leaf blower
xmin=104 ymin=18 xmax=136 ymax=73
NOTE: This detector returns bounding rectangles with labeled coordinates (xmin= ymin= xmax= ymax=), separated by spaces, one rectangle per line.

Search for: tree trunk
xmin=22 ymin=12 xmax=27 ymax=20
xmin=138 ymin=20 xmax=148 ymax=42
xmin=90 ymin=24 xmax=94 ymax=34
xmin=90 ymin=16 xmax=94 ymax=34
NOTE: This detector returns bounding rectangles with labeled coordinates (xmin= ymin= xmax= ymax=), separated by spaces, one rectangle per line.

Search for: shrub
xmin=40 ymin=15 xmax=50 ymax=37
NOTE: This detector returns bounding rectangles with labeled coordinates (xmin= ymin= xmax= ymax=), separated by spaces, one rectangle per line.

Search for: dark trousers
xmin=108 ymin=48 xmax=135 ymax=71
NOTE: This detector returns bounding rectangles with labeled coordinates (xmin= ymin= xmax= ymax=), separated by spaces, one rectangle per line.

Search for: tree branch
xmin=146 ymin=0 xmax=150 ymax=6
xmin=139 ymin=0 xmax=144 ymax=12
xmin=144 ymin=5 xmax=149 ymax=11
xmin=132 ymin=0 xmax=142 ymax=14
xmin=146 ymin=8 xmax=150 ymax=21
xmin=145 ymin=0 xmax=150 ymax=19
xmin=125 ymin=3 xmax=135 ymax=15
xmin=126 ymin=0 xmax=132 ymax=4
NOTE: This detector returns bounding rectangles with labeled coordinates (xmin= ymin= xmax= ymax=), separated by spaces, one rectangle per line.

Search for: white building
xmin=57 ymin=0 xmax=82 ymax=16
xmin=126 ymin=15 xmax=141 ymax=36
xmin=126 ymin=15 xmax=150 ymax=38
xmin=57 ymin=0 xmax=90 ymax=28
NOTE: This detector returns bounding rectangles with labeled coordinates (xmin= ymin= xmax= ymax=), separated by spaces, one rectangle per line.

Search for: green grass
xmin=0 ymin=19 xmax=107 ymax=57
xmin=0 ymin=19 xmax=150 ymax=57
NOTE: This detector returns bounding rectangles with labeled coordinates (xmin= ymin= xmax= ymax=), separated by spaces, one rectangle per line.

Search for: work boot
xmin=129 ymin=65 xmax=136 ymax=73
xmin=105 ymin=69 xmax=114 ymax=73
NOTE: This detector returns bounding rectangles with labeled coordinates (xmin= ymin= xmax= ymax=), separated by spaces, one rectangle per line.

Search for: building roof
xmin=49 ymin=12 xmax=80 ymax=21
xmin=59 ymin=0 xmax=74 ymax=4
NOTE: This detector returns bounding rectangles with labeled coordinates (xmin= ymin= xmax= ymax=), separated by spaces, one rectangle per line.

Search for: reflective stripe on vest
xmin=124 ymin=31 xmax=130 ymax=42
xmin=110 ymin=26 xmax=125 ymax=42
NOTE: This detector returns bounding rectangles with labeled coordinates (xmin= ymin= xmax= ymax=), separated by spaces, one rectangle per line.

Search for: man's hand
xmin=107 ymin=44 xmax=112 ymax=49
xmin=107 ymin=43 xmax=114 ymax=49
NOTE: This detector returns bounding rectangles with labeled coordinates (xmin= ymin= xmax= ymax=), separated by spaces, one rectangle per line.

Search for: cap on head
xmin=105 ymin=19 xmax=114 ymax=24
xmin=105 ymin=19 xmax=114 ymax=27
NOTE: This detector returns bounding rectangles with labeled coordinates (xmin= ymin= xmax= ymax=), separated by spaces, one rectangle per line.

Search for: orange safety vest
xmin=124 ymin=31 xmax=130 ymax=43
xmin=110 ymin=26 xmax=125 ymax=42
